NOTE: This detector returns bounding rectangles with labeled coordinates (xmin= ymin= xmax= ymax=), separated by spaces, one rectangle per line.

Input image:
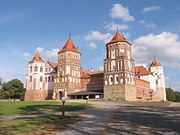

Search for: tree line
xmin=0 ymin=79 xmax=25 ymax=101
xmin=166 ymin=87 xmax=180 ymax=102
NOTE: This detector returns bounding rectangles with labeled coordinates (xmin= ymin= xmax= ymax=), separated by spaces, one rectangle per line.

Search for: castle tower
xmin=104 ymin=31 xmax=136 ymax=101
xmin=150 ymin=57 xmax=166 ymax=101
xmin=54 ymin=36 xmax=81 ymax=99
xmin=25 ymin=53 xmax=46 ymax=101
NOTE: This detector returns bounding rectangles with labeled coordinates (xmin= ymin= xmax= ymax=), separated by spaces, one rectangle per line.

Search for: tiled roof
xmin=29 ymin=53 xmax=45 ymax=63
xmin=48 ymin=61 xmax=58 ymax=69
xmin=135 ymin=66 xmax=151 ymax=76
xmin=59 ymin=36 xmax=80 ymax=54
xmin=107 ymin=31 xmax=130 ymax=45
xmin=150 ymin=57 xmax=162 ymax=67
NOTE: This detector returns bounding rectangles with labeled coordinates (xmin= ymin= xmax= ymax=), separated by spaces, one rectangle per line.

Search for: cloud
xmin=35 ymin=47 xmax=44 ymax=53
xmin=84 ymin=31 xmax=112 ymax=43
xmin=35 ymin=47 xmax=59 ymax=58
xmin=143 ymin=6 xmax=161 ymax=13
xmin=139 ymin=20 xmax=155 ymax=28
xmin=23 ymin=52 xmax=31 ymax=61
xmin=89 ymin=42 xmax=97 ymax=49
xmin=105 ymin=22 xmax=128 ymax=31
xmin=133 ymin=32 xmax=180 ymax=68
xmin=44 ymin=49 xmax=59 ymax=58
xmin=110 ymin=4 xmax=135 ymax=22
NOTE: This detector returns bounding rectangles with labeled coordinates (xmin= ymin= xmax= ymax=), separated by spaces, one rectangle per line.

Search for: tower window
xmin=34 ymin=66 xmax=38 ymax=72
xmin=45 ymin=68 xmax=48 ymax=72
xmin=52 ymin=76 xmax=54 ymax=82
xmin=111 ymin=77 xmax=113 ymax=82
xmin=30 ymin=76 xmax=32 ymax=82
xmin=40 ymin=76 xmax=43 ymax=82
xmin=48 ymin=76 xmax=51 ymax=82
xmin=45 ymin=77 xmax=47 ymax=82
xmin=116 ymin=76 xmax=119 ymax=82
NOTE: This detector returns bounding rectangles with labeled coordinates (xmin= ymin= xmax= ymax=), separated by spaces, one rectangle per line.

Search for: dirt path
xmin=58 ymin=101 xmax=180 ymax=135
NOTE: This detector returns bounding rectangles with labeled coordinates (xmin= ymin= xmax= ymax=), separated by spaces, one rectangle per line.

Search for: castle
xmin=25 ymin=31 xmax=166 ymax=102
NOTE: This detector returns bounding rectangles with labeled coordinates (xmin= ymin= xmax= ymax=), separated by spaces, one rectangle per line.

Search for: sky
xmin=0 ymin=0 xmax=180 ymax=91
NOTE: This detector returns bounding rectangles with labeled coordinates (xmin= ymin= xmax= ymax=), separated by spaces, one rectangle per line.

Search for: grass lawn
xmin=0 ymin=101 xmax=90 ymax=116
xmin=0 ymin=114 xmax=86 ymax=135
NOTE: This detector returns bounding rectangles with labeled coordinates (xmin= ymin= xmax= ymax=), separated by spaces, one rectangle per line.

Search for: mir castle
xmin=25 ymin=31 xmax=166 ymax=102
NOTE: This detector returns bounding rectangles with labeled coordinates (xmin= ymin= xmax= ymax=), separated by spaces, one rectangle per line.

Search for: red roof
xmin=48 ymin=61 xmax=58 ymax=69
xmin=29 ymin=53 xmax=45 ymax=63
xmin=107 ymin=31 xmax=130 ymax=45
xmin=150 ymin=58 xmax=162 ymax=67
xmin=135 ymin=66 xmax=151 ymax=76
xmin=59 ymin=36 xmax=80 ymax=54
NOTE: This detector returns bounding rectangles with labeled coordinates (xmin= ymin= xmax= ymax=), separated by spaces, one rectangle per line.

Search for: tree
xmin=0 ymin=79 xmax=25 ymax=101
xmin=166 ymin=87 xmax=180 ymax=102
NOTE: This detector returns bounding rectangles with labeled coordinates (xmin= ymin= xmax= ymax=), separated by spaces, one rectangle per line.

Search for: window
xmin=30 ymin=66 xmax=32 ymax=72
xmin=34 ymin=66 xmax=38 ymax=72
xmin=45 ymin=68 xmax=48 ymax=72
xmin=49 ymin=67 xmax=51 ymax=72
xmin=40 ymin=76 xmax=42 ymax=82
xmin=40 ymin=67 xmax=43 ymax=72
xmin=116 ymin=76 xmax=119 ymax=82
xmin=45 ymin=77 xmax=47 ymax=82
xmin=30 ymin=76 xmax=32 ymax=82
xmin=52 ymin=76 xmax=54 ymax=82
xmin=111 ymin=77 xmax=113 ymax=82
xmin=156 ymin=80 xmax=158 ymax=84
xmin=48 ymin=76 xmax=51 ymax=82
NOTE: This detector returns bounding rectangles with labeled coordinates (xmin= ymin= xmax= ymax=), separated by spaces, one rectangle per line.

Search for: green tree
xmin=166 ymin=87 xmax=180 ymax=102
xmin=0 ymin=79 xmax=25 ymax=101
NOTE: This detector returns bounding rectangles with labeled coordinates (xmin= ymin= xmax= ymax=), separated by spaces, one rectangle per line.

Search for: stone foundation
xmin=104 ymin=85 xmax=136 ymax=101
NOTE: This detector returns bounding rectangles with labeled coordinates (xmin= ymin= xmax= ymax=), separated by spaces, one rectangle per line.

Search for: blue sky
xmin=0 ymin=0 xmax=180 ymax=91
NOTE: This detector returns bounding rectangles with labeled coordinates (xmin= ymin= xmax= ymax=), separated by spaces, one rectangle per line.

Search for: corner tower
xmin=150 ymin=57 xmax=166 ymax=101
xmin=104 ymin=31 xmax=136 ymax=101
xmin=54 ymin=36 xmax=81 ymax=99
xmin=25 ymin=53 xmax=46 ymax=101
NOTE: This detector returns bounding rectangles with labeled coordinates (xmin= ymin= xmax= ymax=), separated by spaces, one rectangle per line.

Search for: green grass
xmin=0 ymin=101 xmax=90 ymax=116
xmin=0 ymin=114 xmax=86 ymax=135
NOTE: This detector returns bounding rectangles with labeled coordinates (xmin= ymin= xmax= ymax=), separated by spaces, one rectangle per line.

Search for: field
xmin=0 ymin=101 xmax=90 ymax=135
xmin=0 ymin=101 xmax=89 ymax=116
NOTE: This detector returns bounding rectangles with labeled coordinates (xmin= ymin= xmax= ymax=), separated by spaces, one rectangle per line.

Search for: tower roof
xmin=59 ymin=36 xmax=80 ymax=54
xmin=150 ymin=57 xmax=162 ymax=67
xmin=29 ymin=53 xmax=45 ymax=63
xmin=107 ymin=31 xmax=131 ymax=45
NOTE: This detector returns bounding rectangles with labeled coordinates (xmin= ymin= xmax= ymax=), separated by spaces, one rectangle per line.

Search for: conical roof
xmin=150 ymin=57 xmax=162 ymax=67
xmin=59 ymin=36 xmax=80 ymax=54
xmin=107 ymin=31 xmax=130 ymax=45
xmin=29 ymin=53 xmax=45 ymax=63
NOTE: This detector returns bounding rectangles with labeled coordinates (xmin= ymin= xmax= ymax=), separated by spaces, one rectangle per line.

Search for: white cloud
xmin=44 ymin=49 xmax=59 ymax=58
xmin=139 ymin=20 xmax=155 ymax=28
xmin=143 ymin=6 xmax=161 ymax=13
xmin=105 ymin=22 xmax=128 ymax=31
xmin=133 ymin=32 xmax=180 ymax=68
xmin=35 ymin=47 xmax=44 ymax=53
xmin=23 ymin=52 xmax=31 ymax=61
xmin=35 ymin=47 xmax=59 ymax=58
xmin=89 ymin=42 xmax=97 ymax=49
xmin=84 ymin=31 xmax=112 ymax=43
xmin=110 ymin=4 xmax=135 ymax=22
